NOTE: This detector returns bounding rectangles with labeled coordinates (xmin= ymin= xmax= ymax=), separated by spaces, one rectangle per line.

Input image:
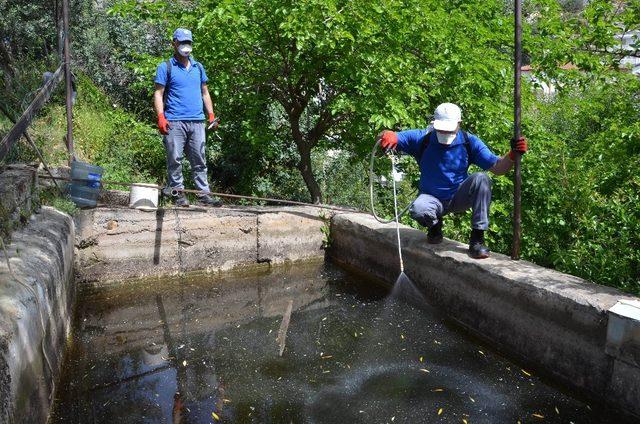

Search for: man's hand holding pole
xmin=509 ymin=136 xmax=528 ymax=161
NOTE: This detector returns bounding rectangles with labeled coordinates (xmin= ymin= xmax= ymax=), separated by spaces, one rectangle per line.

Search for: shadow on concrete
xmin=153 ymin=209 xmax=164 ymax=265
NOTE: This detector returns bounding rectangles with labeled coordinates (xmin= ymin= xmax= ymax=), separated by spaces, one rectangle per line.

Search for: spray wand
xmin=388 ymin=151 xmax=405 ymax=273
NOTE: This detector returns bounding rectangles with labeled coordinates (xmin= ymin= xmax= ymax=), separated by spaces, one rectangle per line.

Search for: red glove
xmin=509 ymin=136 xmax=528 ymax=161
xmin=379 ymin=130 xmax=398 ymax=151
xmin=157 ymin=113 xmax=170 ymax=135
xmin=208 ymin=112 xmax=219 ymax=129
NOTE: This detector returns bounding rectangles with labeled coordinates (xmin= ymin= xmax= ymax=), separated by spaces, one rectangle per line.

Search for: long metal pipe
xmin=512 ymin=0 xmax=523 ymax=260
xmin=37 ymin=174 xmax=358 ymax=212
xmin=62 ymin=0 xmax=74 ymax=165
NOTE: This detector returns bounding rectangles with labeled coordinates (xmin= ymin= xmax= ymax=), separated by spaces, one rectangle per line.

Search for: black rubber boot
xmin=468 ymin=229 xmax=490 ymax=259
xmin=174 ymin=193 xmax=190 ymax=207
xmin=427 ymin=220 xmax=443 ymax=244
xmin=197 ymin=194 xmax=223 ymax=207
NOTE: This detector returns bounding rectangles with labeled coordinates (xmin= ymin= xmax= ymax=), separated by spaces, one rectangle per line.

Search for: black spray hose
xmin=369 ymin=139 xmax=414 ymax=224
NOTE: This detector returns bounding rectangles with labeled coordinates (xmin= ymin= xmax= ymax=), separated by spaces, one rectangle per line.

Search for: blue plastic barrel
xmin=69 ymin=160 xmax=103 ymax=207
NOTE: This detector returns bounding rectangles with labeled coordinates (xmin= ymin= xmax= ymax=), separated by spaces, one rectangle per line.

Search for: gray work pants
xmin=409 ymin=172 xmax=492 ymax=230
xmin=163 ymin=121 xmax=210 ymax=192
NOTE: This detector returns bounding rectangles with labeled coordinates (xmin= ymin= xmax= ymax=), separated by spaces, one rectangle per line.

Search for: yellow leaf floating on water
xmin=400 ymin=334 xmax=405 ymax=340
xmin=419 ymin=356 xmax=424 ymax=362
xmin=432 ymin=388 xmax=444 ymax=392
xmin=223 ymin=399 xmax=232 ymax=404
xmin=532 ymin=413 xmax=544 ymax=419
xmin=521 ymin=369 xmax=532 ymax=377
xmin=463 ymin=419 xmax=468 ymax=424
xmin=437 ymin=408 xmax=443 ymax=416
xmin=478 ymin=350 xmax=485 ymax=356
xmin=212 ymin=411 xmax=220 ymax=420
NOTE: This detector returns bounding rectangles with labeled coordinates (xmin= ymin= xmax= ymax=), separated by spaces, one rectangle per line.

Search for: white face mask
xmin=436 ymin=131 xmax=457 ymax=145
xmin=178 ymin=43 xmax=192 ymax=57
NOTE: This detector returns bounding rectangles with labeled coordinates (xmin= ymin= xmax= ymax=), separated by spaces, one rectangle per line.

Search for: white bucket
xmin=129 ymin=184 xmax=159 ymax=211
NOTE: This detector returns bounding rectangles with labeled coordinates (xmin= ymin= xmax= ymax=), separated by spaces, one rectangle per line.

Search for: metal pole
xmin=512 ymin=0 xmax=523 ymax=260
xmin=0 ymin=104 xmax=63 ymax=194
xmin=62 ymin=0 xmax=74 ymax=165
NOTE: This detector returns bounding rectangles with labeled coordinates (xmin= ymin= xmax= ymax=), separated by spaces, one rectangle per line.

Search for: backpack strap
xmin=462 ymin=131 xmax=473 ymax=165
xmin=193 ymin=61 xmax=203 ymax=82
xmin=418 ymin=130 xmax=474 ymax=169
xmin=418 ymin=130 xmax=434 ymax=160
xmin=163 ymin=59 xmax=172 ymax=105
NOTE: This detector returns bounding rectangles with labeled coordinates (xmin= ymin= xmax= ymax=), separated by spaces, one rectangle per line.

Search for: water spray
xmin=368 ymin=140 xmax=425 ymax=301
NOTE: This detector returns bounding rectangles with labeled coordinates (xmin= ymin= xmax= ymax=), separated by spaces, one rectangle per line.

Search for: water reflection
xmin=50 ymin=261 xmax=631 ymax=423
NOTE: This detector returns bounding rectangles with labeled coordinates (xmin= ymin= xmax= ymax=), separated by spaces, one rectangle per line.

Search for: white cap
xmin=432 ymin=103 xmax=462 ymax=132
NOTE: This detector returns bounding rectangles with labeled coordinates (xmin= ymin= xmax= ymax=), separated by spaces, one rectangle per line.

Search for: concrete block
xmin=606 ymin=300 xmax=640 ymax=367
xmin=257 ymin=207 xmax=326 ymax=263
xmin=175 ymin=208 xmax=257 ymax=273
xmin=74 ymin=206 xmax=328 ymax=285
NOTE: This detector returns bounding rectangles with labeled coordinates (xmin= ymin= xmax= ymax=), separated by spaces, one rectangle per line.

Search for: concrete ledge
xmin=74 ymin=206 xmax=328 ymax=284
xmin=328 ymin=212 xmax=640 ymax=418
xmin=0 ymin=207 xmax=75 ymax=423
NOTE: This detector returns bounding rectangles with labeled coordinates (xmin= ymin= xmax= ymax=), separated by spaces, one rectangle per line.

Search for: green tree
xmin=116 ymin=0 xmax=517 ymax=203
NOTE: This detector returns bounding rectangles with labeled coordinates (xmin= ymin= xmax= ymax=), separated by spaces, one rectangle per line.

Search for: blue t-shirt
xmin=155 ymin=57 xmax=209 ymax=121
xmin=397 ymin=128 xmax=499 ymax=200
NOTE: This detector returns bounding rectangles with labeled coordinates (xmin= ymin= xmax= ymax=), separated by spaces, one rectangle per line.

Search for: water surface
xmin=50 ymin=260 xmax=628 ymax=423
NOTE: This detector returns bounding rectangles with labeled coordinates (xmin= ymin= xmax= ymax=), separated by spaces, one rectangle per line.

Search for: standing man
xmin=154 ymin=28 xmax=221 ymax=207
xmin=378 ymin=103 xmax=527 ymax=259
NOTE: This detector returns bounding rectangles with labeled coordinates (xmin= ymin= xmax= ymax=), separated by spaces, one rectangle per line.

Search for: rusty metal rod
xmin=37 ymin=174 xmax=358 ymax=212
xmin=512 ymin=0 xmax=523 ymax=260
xmin=0 ymin=104 xmax=63 ymax=193
xmin=62 ymin=0 xmax=74 ymax=165
xmin=0 ymin=65 xmax=64 ymax=161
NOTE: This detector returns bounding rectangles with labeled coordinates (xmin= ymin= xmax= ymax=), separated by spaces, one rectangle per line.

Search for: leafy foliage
xmin=3 ymin=0 xmax=639 ymax=293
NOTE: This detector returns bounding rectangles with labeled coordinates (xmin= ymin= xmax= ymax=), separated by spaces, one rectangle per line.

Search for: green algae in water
xmin=50 ymin=261 xmax=632 ymax=423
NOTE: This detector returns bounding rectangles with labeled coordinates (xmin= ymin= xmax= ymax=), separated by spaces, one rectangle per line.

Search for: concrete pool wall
xmin=73 ymin=206 xmax=328 ymax=284
xmin=1 ymin=198 xmax=639 ymax=421
xmin=0 ymin=203 xmax=328 ymax=423
xmin=0 ymin=207 xmax=75 ymax=424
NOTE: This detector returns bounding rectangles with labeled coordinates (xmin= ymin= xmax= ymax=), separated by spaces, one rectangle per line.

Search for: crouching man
xmin=378 ymin=102 xmax=527 ymax=259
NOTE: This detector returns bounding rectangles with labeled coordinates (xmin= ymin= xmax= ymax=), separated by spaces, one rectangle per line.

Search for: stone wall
xmin=0 ymin=207 xmax=75 ymax=424
xmin=328 ymin=212 xmax=640 ymax=420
